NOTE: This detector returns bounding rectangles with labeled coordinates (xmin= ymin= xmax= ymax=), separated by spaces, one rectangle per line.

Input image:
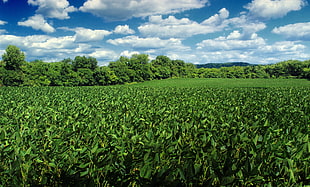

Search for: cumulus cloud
xmin=228 ymin=15 xmax=266 ymax=39
xmin=0 ymin=33 xmax=118 ymax=64
xmin=197 ymin=31 xmax=266 ymax=51
xmin=18 ymin=14 xmax=55 ymax=33
xmin=260 ymin=41 xmax=306 ymax=53
xmin=90 ymin=49 xmax=118 ymax=61
xmin=195 ymin=41 xmax=308 ymax=64
xmin=0 ymin=34 xmax=74 ymax=60
xmin=2 ymin=0 xmax=8 ymax=3
xmin=28 ymin=0 xmax=77 ymax=19
xmin=138 ymin=8 xmax=267 ymax=39
xmin=201 ymin=7 xmax=229 ymax=25
xmin=244 ymin=0 xmax=306 ymax=19
xmin=120 ymin=50 xmax=140 ymax=57
xmin=0 ymin=20 xmax=7 ymax=25
xmin=194 ymin=31 xmax=308 ymax=64
xmin=139 ymin=8 xmax=229 ymax=38
xmin=107 ymin=35 xmax=188 ymax=50
xmin=59 ymin=27 xmax=112 ymax=42
xmin=272 ymin=22 xmax=310 ymax=40
xmin=0 ymin=20 xmax=7 ymax=33
xmin=114 ymin=25 xmax=135 ymax=35
xmin=79 ymin=0 xmax=208 ymax=21
xmin=0 ymin=30 xmax=6 ymax=34
xmin=74 ymin=27 xmax=112 ymax=42
xmin=0 ymin=34 xmax=48 ymax=49
xmin=30 ymin=36 xmax=75 ymax=50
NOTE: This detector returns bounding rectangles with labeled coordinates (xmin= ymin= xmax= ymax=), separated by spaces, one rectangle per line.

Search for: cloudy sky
xmin=0 ymin=0 xmax=310 ymax=65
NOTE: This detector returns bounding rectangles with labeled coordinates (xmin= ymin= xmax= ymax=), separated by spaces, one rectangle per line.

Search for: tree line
xmin=0 ymin=45 xmax=309 ymax=86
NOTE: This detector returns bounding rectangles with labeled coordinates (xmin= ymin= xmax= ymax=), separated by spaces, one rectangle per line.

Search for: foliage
xmin=0 ymin=45 xmax=309 ymax=87
xmin=94 ymin=66 xmax=118 ymax=85
xmin=0 ymin=85 xmax=309 ymax=186
xmin=2 ymin=45 xmax=25 ymax=71
xmin=1 ymin=70 xmax=24 ymax=86
xmin=302 ymin=68 xmax=310 ymax=79
xmin=72 ymin=56 xmax=98 ymax=71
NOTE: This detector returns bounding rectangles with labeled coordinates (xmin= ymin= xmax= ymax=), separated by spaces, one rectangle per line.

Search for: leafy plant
xmin=0 ymin=85 xmax=309 ymax=186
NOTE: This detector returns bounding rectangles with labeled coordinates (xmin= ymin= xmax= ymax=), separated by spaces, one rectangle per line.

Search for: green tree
xmin=152 ymin=55 xmax=172 ymax=66
xmin=128 ymin=54 xmax=153 ymax=81
xmin=199 ymin=68 xmax=222 ymax=78
xmin=94 ymin=66 xmax=118 ymax=85
xmin=301 ymin=68 xmax=310 ymax=79
xmin=108 ymin=57 xmax=132 ymax=84
xmin=2 ymin=70 xmax=24 ymax=86
xmin=22 ymin=60 xmax=52 ymax=86
xmin=72 ymin=56 xmax=98 ymax=71
xmin=150 ymin=56 xmax=172 ymax=79
xmin=2 ymin=45 xmax=25 ymax=71
xmin=45 ymin=61 xmax=64 ymax=86
xmin=59 ymin=61 xmax=80 ymax=86
xmin=76 ymin=68 xmax=96 ymax=86
xmin=0 ymin=66 xmax=5 ymax=86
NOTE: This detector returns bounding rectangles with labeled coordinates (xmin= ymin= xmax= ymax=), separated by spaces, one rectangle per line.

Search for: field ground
xmin=129 ymin=78 xmax=310 ymax=88
xmin=0 ymin=78 xmax=309 ymax=186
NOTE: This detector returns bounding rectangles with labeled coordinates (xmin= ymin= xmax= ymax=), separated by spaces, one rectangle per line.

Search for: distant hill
xmin=196 ymin=62 xmax=257 ymax=68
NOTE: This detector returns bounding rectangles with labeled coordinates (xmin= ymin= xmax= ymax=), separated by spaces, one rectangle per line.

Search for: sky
xmin=0 ymin=0 xmax=310 ymax=66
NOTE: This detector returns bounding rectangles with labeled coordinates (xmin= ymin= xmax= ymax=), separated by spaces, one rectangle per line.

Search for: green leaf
xmin=194 ymin=164 xmax=201 ymax=175
xmin=48 ymin=163 xmax=56 ymax=168
xmin=140 ymin=164 xmax=152 ymax=179
xmin=91 ymin=143 xmax=98 ymax=153
xmin=80 ymin=169 xmax=89 ymax=177
xmin=79 ymin=163 xmax=90 ymax=169
xmin=36 ymin=159 xmax=44 ymax=163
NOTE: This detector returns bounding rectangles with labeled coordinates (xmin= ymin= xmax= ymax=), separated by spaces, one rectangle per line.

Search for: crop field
xmin=131 ymin=78 xmax=310 ymax=88
xmin=0 ymin=79 xmax=309 ymax=186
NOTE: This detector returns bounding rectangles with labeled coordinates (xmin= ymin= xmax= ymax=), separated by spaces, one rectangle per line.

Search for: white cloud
xmin=28 ymin=0 xmax=77 ymax=19
xmin=30 ymin=36 xmax=76 ymax=49
xmin=18 ymin=14 xmax=55 ymax=33
xmin=245 ymin=0 xmax=306 ymax=19
xmin=197 ymin=32 xmax=266 ymax=51
xmin=74 ymin=27 xmax=112 ymax=42
xmin=107 ymin=35 xmax=189 ymax=51
xmin=89 ymin=49 xmax=118 ymax=64
xmin=0 ymin=34 xmax=49 ymax=49
xmin=194 ymin=31 xmax=310 ymax=64
xmin=256 ymin=41 xmax=309 ymax=62
xmin=107 ymin=35 xmax=192 ymax=63
xmin=0 ymin=30 xmax=6 ymax=34
xmin=0 ymin=33 xmax=121 ymax=64
xmin=59 ymin=27 xmax=112 ymax=42
xmin=120 ymin=50 xmax=140 ymax=57
xmin=114 ymin=25 xmax=135 ymax=35
xmin=2 ymin=0 xmax=8 ymax=3
xmin=272 ymin=22 xmax=310 ymax=40
xmin=139 ymin=8 xmax=229 ymax=38
xmin=80 ymin=0 xmax=208 ymax=21
xmin=0 ymin=20 xmax=7 ymax=25
xmin=228 ymin=15 xmax=266 ymax=39
xmin=0 ymin=21 xmax=7 ymax=34
xmin=260 ymin=41 xmax=306 ymax=53
xmin=227 ymin=30 xmax=242 ymax=40
xmin=201 ymin=8 xmax=229 ymax=25
xmin=138 ymin=8 xmax=267 ymax=39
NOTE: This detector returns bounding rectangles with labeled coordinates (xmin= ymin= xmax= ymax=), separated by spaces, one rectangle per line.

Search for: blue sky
xmin=0 ymin=0 xmax=310 ymax=65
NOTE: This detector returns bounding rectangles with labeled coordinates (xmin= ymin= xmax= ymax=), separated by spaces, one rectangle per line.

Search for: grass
xmin=130 ymin=78 xmax=310 ymax=88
